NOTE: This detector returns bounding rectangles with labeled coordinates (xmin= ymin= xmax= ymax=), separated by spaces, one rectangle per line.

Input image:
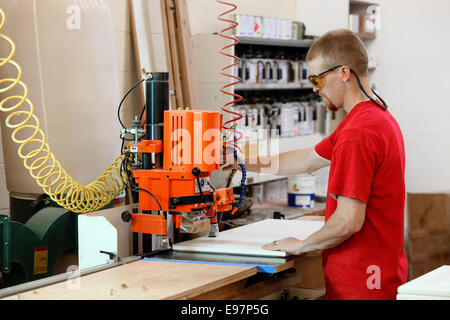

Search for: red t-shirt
xmin=315 ymin=100 xmax=408 ymax=300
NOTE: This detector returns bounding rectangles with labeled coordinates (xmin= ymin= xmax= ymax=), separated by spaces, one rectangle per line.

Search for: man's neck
xmin=343 ymin=78 xmax=374 ymax=113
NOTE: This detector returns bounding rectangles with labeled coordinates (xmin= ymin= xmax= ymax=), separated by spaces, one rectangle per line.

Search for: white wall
xmin=189 ymin=0 xmax=450 ymax=195
xmin=296 ymin=0 xmax=349 ymax=36
xmin=0 ymin=0 xmax=142 ymax=216
xmin=296 ymin=0 xmax=450 ymax=193
xmin=104 ymin=0 xmax=143 ymax=127
xmin=188 ymin=0 xmax=298 ymax=35
xmin=377 ymin=0 xmax=450 ymax=193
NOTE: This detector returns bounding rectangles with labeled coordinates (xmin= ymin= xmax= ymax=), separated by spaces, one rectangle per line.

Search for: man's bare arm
xmin=222 ymin=147 xmax=330 ymax=176
xmin=262 ymin=196 xmax=366 ymax=255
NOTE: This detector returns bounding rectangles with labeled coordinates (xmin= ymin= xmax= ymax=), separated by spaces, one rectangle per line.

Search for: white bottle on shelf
xmin=246 ymin=15 xmax=255 ymax=37
xmin=282 ymin=19 xmax=293 ymax=40
xmin=262 ymin=17 xmax=271 ymax=39
xmin=275 ymin=18 xmax=283 ymax=39
xmin=254 ymin=16 xmax=263 ymax=37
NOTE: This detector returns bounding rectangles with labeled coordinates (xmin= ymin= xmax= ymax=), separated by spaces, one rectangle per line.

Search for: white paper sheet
xmin=173 ymin=219 xmax=324 ymax=257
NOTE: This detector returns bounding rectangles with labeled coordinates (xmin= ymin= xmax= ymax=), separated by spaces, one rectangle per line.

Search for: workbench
xmin=228 ymin=199 xmax=326 ymax=227
xmin=1 ymin=216 xmax=325 ymax=300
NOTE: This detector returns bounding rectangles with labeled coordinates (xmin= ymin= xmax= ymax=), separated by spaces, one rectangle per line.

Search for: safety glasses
xmin=308 ymin=65 xmax=342 ymax=89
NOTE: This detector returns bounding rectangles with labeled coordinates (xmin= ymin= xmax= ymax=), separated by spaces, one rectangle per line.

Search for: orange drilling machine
xmin=119 ymin=72 xmax=245 ymax=254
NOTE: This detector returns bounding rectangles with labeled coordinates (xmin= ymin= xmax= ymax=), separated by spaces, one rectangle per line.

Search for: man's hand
xmin=221 ymin=147 xmax=241 ymax=171
xmin=262 ymin=237 xmax=305 ymax=255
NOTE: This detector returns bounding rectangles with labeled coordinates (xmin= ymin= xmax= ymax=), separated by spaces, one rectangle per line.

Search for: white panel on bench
xmin=173 ymin=219 xmax=324 ymax=257
xmin=397 ymin=265 xmax=450 ymax=300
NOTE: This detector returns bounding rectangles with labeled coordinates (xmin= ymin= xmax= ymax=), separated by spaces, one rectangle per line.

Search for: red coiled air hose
xmin=216 ymin=0 xmax=243 ymax=151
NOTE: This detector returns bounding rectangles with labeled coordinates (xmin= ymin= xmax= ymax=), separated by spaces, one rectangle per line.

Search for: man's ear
xmin=340 ymin=66 xmax=350 ymax=83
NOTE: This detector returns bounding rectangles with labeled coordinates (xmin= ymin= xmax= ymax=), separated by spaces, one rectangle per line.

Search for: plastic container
xmin=287 ymin=174 xmax=316 ymax=208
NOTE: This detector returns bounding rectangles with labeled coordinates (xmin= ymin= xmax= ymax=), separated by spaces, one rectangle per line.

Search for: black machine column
xmin=142 ymin=73 xmax=169 ymax=254
xmin=144 ymin=72 xmax=169 ymax=169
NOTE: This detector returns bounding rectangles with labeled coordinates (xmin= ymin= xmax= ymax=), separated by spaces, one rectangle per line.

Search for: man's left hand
xmin=262 ymin=237 xmax=304 ymax=255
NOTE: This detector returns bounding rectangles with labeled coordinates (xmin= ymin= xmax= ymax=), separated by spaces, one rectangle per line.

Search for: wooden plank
xmin=3 ymin=260 xmax=257 ymax=300
xmin=173 ymin=219 xmax=324 ymax=258
xmin=173 ymin=0 xmax=200 ymax=109
xmin=162 ymin=0 xmax=184 ymax=109
xmin=193 ymin=271 xmax=301 ymax=300
xmin=130 ymin=0 xmax=177 ymax=109
xmin=192 ymin=254 xmax=325 ymax=300
xmin=159 ymin=0 xmax=178 ymax=109
xmin=129 ymin=0 xmax=148 ymax=108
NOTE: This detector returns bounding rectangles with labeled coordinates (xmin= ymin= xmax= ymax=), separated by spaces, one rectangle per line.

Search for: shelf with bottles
xmin=235 ymin=82 xmax=313 ymax=91
xmin=233 ymin=13 xmax=309 ymax=43
xmin=227 ymin=91 xmax=335 ymax=164
xmin=234 ymin=44 xmax=313 ymax=91
xmin=231 ymin=91 xmax=322 ymax=134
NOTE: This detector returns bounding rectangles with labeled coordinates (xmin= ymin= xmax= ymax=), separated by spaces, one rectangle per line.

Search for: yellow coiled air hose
xmin=0 ymin=8 xmax=127 ymax=213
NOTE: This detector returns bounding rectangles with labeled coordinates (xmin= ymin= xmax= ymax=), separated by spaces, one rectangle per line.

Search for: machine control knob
xmin=121 ymin=211 xmax=132 ymax=222
xmin=192 ymin=167 xmax=201 ymax=177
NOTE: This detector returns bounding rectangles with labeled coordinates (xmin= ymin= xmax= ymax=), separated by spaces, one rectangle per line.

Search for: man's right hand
xmin=221 ymin=147 xmax=242 ymax=171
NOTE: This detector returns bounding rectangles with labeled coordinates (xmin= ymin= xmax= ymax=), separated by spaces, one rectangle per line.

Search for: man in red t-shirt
xmin=223 ymin=29 xmax=407 ymax=299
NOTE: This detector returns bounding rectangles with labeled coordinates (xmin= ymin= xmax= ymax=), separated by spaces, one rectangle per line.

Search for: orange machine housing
xmin=132 ymin=110 xmax=235 ymax=235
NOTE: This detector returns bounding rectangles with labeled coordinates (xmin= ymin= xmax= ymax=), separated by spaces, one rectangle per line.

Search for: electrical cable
xmin=0 ymin=8 xmax=127 ymax=213
xmin=120 ymin=104 xmax=146 ymax=154
xmin=139 ymin=104 xmax=146 ymax=120
xmin=117 ymin=78 xmax=145 ymax=129
xmin=120 ymin=151 xmax=163 ymax=211
xmin=352 ymin=70 xmax=388 ymax=111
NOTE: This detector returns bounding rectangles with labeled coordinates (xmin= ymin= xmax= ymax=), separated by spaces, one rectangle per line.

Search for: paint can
xmin=287 ymin=174 xmax=315 ymax=208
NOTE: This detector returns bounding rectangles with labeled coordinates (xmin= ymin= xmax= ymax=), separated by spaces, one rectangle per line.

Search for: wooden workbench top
xmin=3 ymin=260 xmax=257 ymax=300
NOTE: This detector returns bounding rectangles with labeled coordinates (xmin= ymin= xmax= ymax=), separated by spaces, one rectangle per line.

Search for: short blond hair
xmin=306 ymin=29 xmax=368 ymax=76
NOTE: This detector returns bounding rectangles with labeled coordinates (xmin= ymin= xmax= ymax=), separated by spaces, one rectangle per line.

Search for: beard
xmin=321 ymin=94 xmax=339 ymax=112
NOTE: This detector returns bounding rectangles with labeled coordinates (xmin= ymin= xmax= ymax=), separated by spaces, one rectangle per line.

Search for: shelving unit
xmin=236 ymin=37 xmax=314 ymax=48
xmin=349 ymin=0 xmax=379 ymax=7
xmin=232 ymin=34 xmax=323 ymax=187
xmin=193 ymin=31 xmax=332 ymax=189
xmin=348 ymin=0 xmax=380 ymax=76
xmin=235 ymin=82 xmax=313 ymax=91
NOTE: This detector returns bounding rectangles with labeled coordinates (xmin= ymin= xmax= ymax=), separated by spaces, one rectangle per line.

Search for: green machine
xmin=0 ymin=208 xmax=77 ymax=288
